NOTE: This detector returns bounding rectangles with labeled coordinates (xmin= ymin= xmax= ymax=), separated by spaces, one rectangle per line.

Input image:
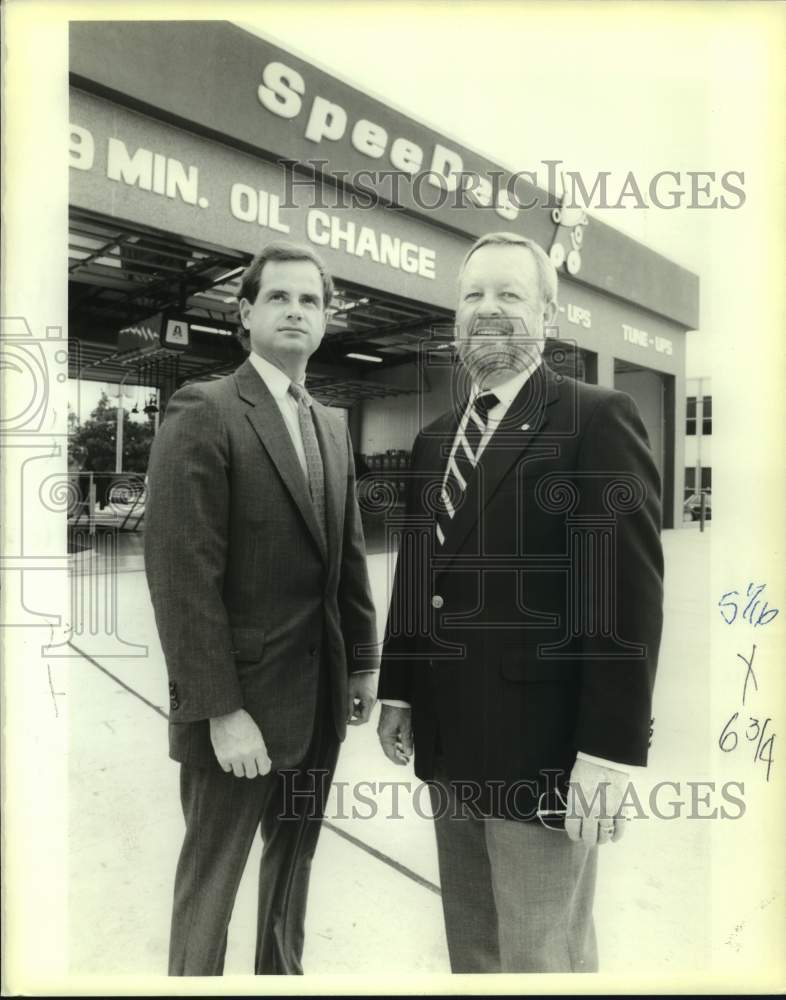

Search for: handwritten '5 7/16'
xmin=718 ymin=583 xmax=779 ymax=627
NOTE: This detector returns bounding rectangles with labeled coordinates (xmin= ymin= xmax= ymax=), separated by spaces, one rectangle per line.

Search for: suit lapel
xmin=235 ymin=360 xmax=328 ymax=563
xmin=311 ymin=401 xmax=346 ymax=567
xmin=411 ymin=407 xmax=462 ymax=524
xmin=436 ymin=364 xmax=561 ymax=569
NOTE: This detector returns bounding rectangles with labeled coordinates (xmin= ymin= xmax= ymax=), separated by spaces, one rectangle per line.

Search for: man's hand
xmin=347 ymin=672 xmax=378 ymax=725
xmin=209 ymin=708 xmax=271 ymax=778
xmin=377 ymin=704 xmax=413 ymax=765
xmin=565 ymin=757 xmax=629 ymax=846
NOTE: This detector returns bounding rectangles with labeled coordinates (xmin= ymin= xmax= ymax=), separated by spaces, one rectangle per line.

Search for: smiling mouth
xmin=470 ymin=318 xmax=514 ymax=336
xmin=471 ymin=326 xmax=513 ymax=337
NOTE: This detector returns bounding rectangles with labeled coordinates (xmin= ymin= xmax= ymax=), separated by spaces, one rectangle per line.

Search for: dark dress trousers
xmin=144 ymin=358 xmax=376 ymax=975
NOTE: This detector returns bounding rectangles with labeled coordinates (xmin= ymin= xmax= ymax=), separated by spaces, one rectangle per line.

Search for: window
xmin=685 ymin=467 xmax=696 ymax=499
xmin=701 ymin=466 xmax=712 ymax=491
xmin=702 ymin=396 xmax=712 ymax=435
xmin=686 ymin=396 xmax=697 ymax=435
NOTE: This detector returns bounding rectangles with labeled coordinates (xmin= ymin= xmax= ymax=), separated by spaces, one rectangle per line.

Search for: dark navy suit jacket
xmin=379 ymin=363 xmax=663 ymax=810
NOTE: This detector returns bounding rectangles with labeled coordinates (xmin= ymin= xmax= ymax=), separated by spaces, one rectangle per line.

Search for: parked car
xmin=683 ymin=491 xmax=712 ymax=521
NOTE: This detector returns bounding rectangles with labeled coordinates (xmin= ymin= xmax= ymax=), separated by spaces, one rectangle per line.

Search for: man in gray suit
xmin=145 ymin=241 xmax=378 ymax=976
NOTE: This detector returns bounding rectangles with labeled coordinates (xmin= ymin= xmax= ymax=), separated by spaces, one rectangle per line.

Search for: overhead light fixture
xmin=190 ymin=324 xmax=234 ymax=336
xmin=331 ymin=295 xmax=371 ymax=318
xmin=346 ymin=352 xmax=383 ymax=363
xmin=214 ymin=266 xmax=245 ymax=284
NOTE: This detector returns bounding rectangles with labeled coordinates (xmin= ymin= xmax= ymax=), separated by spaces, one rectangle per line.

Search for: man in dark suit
xmin=377 ymin=232 xmax=663 ymax=973
xmin=144 ymin=241 xmax=377 ymax=976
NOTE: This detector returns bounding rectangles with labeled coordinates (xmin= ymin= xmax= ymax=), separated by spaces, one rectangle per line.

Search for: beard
xmin=456 ymin=317 xmax=542 ymax=388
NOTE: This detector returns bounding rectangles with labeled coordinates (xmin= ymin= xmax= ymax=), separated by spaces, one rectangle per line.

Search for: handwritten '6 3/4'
xmin=719 ymin=712 xmax=775 ymax=782
xmin=718 ymin=644 xmax=775 ymax=782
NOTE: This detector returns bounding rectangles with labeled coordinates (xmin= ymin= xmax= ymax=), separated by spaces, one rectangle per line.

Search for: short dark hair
xmin=238 ymin=241 xmax=333 ymax=308
xmin=236 ymin=242 xmax=333 ymax=352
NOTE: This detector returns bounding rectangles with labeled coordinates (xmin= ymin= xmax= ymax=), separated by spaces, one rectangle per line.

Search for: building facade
xmin=684 ymin=376 xmax=712 ymax=519
xmin=68 ymin=21 xmax=700 ymax=528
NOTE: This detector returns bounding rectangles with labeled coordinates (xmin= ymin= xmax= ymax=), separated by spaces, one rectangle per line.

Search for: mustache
xmin=468 ymin=316 xmax=515 ymax=336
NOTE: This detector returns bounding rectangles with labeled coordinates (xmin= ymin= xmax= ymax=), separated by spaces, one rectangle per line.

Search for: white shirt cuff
xmin=576 ymin=751 xmax=629 ymax=775
xmin=380 ymin=699 xmax=411 ymax=709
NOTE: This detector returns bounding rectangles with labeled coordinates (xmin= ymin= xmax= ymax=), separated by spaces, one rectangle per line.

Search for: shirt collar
xmin=471 ymin=355 xmax=543 ymax=410
xmin=247 ymin=351 xmax=304 ymax=400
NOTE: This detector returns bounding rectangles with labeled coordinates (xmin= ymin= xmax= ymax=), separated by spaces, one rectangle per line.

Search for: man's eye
xmin=463 ymin=292 xmax=481 ymax=301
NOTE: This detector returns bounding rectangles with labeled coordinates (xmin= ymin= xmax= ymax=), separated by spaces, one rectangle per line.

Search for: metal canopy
xmin=68 ymin=209 xmax=452 ymax=404
xmin=614 ymin=358 xmax=657 ymax=375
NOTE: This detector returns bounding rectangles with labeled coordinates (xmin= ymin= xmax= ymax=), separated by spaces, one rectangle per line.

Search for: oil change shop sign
xmin=69 ymin=90 xmax=465 ymax=311
xmin=70 ymin=20 xmax=699 ymax=333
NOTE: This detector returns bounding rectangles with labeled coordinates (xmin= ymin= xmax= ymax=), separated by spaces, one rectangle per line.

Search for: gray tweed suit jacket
xmin=144 ymin=357 xmax=377 ymax=768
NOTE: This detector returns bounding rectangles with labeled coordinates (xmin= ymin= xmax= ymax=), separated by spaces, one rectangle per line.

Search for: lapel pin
xmin=521 ymin=423 xmax=530 ymax=431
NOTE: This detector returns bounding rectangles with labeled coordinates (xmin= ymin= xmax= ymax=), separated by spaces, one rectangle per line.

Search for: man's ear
xmin=543 ymin=299 xmax=558 ymax=327
xmin=238 ymin=298 xmax=251 ymax=330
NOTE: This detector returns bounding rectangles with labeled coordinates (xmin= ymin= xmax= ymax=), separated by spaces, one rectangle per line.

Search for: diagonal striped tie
xmin=435 ymin=391 xmax=499 ymax=546
xmin=288 ymin=382 xmax=327 ymax=542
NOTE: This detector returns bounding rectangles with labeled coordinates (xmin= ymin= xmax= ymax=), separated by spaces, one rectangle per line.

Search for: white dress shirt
xmin=381 ymin=358 xmax=626 ymax=774
xmin=442 ymin=359 xmax=541 ymax=490
xmin=247 ymin=351 xmax=309 ymax=481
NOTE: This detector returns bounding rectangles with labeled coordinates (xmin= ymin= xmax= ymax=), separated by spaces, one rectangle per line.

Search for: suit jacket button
xmin=431 ymin=595 xmax=444 ymax=609
xmin=170 ymin=698 xmax=179 ymax=711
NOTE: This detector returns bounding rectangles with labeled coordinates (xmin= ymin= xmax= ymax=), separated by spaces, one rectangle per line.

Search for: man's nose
xmin=285 ymin=300 xmax=304 ymax=318
xmin=477 ymin=297 xmax=503 ymax=315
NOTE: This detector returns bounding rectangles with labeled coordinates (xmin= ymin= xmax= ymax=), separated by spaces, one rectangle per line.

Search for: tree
xmin=68 ymin=391 xmax=155 ymax=474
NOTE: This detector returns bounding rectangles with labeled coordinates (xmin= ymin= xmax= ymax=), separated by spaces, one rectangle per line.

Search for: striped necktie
xmin=288 ymin=382 xmax=326 ymax=539
xmin=435 ymin=391 xmax=499 ymax=546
